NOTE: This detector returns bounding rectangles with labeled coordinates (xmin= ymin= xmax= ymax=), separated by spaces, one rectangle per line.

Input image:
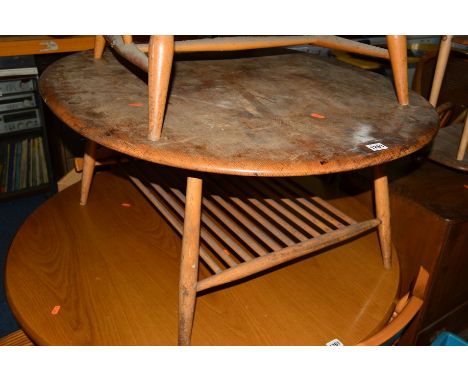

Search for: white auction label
xmin=366 ymin=143 xmax=388 ymax=151
xmin=326 ymin=338 xmax=344 ymax=346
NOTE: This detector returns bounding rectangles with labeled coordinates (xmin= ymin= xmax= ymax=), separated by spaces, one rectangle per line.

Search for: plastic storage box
xmin=431 ymin=331 xmax=468 ymax=346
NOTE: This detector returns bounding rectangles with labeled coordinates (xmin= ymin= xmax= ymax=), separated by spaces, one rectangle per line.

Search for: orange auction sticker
xmin=310 ymin=113 xmax=326 ymax=119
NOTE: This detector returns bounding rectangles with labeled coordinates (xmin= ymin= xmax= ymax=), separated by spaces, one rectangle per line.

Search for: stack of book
xmin=0 ymin=136 xmax=49 ymax=193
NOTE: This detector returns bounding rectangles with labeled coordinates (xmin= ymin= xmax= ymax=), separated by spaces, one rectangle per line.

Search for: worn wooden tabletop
xmin=39 ymin=50 xmax=438 ymax=176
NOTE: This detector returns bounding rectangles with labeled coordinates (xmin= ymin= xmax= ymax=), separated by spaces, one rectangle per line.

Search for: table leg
xmin=80 ymin=140 xmax=97 ymax=206
xmin=374 ymin=165 xmax=392 ymax=269
xmin=178 ymin=176 xmax=203 ymax=345
xmin=387 ymin=35 xmax=409 ymax=105
xmin=94 ymin=36 xmax=106 ymax=59
xmin=429 ymin=35 xmax=453 ymax=107
xmin=456 ymin=115 xmax=468 ymax=161
xmin=148 ymin=35 xmax=174 ymax=141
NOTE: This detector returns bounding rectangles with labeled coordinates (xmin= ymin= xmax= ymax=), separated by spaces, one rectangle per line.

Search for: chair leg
xmin=374 ymin=165 xmax=392 ymax=269
xmin=456 ymin=115 xmax=468 ymax=160
xmin=387 ymin=35 xmax=409 ymax=105
xmin=148 ymin=35 xmax=174 ymax=141
xmin=80 ymin=140 xmax=97 ymax=206
xmin=122 ymin=35 xmax=133 ymax=44
xmin=94 ymin=35 xmax=106 ymax=59
xmin=429 ymin=35 xmax=453 ymax=107
xmin=178 ymin=176 xmax=203 ymax=346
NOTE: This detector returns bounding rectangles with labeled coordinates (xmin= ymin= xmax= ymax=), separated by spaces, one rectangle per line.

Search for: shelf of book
xmin=0 ymin=58 xmax=55 ymax=201
xmin=0 ymin=135 xmax=51 ymax=196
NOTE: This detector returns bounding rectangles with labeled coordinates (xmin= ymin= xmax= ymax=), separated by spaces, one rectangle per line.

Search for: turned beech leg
xmin=429 ymin=35 xmax=453 ymax=107
xmin=178 ymin=177 xmax=203 ymax=346
xmin=148 ymin=35 xmax=174 ymax=141
xmin=387 ymin=35 xmax=409 ymax=105
xmin=457 ymin=115 xmax=468 ymax=160
xmin=80 ymin=140 xmax=97 ymax=206
xmin=374 ymin=165 xmax=392 ymax=269
xmin=94 ymin=36 xmax=106 ymax=59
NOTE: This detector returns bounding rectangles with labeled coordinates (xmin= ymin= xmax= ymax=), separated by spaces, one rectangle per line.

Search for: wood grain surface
xmin=39 ymin=50 xmax=438 ymax=176
xmin=0 ymin=330 xmax=34 ymax=346
xmin=429 ymin=123 xmax=468 ymax=171
xmin=6 ymin=170 xmax=399 ymax=345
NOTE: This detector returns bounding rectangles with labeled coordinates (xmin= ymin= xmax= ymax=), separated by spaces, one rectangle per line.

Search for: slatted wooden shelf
xmin=0 ymin=330 xmax=34 ymax=346
xmin=123 ymin=162 xmax=380 ymax=292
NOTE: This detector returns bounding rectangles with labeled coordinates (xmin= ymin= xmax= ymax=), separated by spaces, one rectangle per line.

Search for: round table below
xmin=39 ymin=50 xmax=438 ymax=176
xmin=6 ymin=171 xmax=399 ymax=345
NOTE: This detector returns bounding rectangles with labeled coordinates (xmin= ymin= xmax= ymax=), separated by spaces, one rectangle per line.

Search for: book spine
xmin=27 ymin=138 xmax=32 ymax=187
xmin=14 ymin=140 xmax=22 ymax=191
xmin=20 ymin=139 xmax=28 ymax=190
xmin=38 ymin=137 xmax=49 ymax=184
xmin=7 ymin=142 xmax=15 ymax=192
xmin=0 ymin=142 xmax=6 ymax=192
xmin=4 ymin=143 xmax=10 ymax=192
xmin=37 ymin=137 xmax=44 ymax=185
xmin=35 ymin=137 xmax=41 ymax=186
xmin=30 ymin=137 xmax=36 ymax=187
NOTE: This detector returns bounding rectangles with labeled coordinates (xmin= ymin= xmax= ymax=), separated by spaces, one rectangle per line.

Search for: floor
xmin=0 ymin=193 xmax=51 ymax=338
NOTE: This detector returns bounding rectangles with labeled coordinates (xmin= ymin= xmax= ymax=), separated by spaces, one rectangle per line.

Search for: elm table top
xmin=39 ymin=50 xmax=439 ymax=176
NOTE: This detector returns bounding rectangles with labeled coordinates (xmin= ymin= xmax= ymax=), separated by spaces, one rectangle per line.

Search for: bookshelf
xmin=0 ymin=56 xmax=55 ymax=201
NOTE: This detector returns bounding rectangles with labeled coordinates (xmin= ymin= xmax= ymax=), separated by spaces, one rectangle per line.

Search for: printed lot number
xmin=366 ymin=143 xmax=388 ymax=151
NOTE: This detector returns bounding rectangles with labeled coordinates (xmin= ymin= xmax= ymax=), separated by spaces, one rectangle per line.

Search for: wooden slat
xmin=128 ymin=175 xmax=223 ymax=274
xmin=132 ymin=165 xmax=262 ymax=269
xmin=289 ymin=179 xmax=357 ymax=224
xmin=205 ymin=177 xmax=296 ymax=246
xmin=250 ymin=178 xmax=333 ymax=233
xmin=158 ymin=167 xmax=269 ymax=257
xmin=0 ymin=330 xmax=34 ymax=346
xmin=261 ymin=178 xmax=339 ymax=231
xmin=232 ymin=177 xmax=322 ymax=238
xmin=197 ymin=219 xmax=380 ymax=292
xmin=147 ymin=179 xmax=239 ymax=268
xmin=220 ymin=176 xmax=308 ymax=242
xmin=155 ymin=173 xmax=256 ymax=262
xmin=272 ymin=178 xmax=346 ymax=228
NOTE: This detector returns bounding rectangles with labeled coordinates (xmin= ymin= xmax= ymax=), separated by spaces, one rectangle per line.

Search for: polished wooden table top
xmin=39 ymin=50 xmax=438 ymax=176
xmin=6 ymin=171 xmax=399 ymax=345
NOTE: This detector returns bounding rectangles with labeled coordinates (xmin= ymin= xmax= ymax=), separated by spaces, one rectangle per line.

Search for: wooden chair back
xmin=357 ymin=266 xmax=429 ymax=346
xmin=429 ymin=35 xmax=468 ymax=161
xmin=93 ymin=35 xmax=409 ymax=141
